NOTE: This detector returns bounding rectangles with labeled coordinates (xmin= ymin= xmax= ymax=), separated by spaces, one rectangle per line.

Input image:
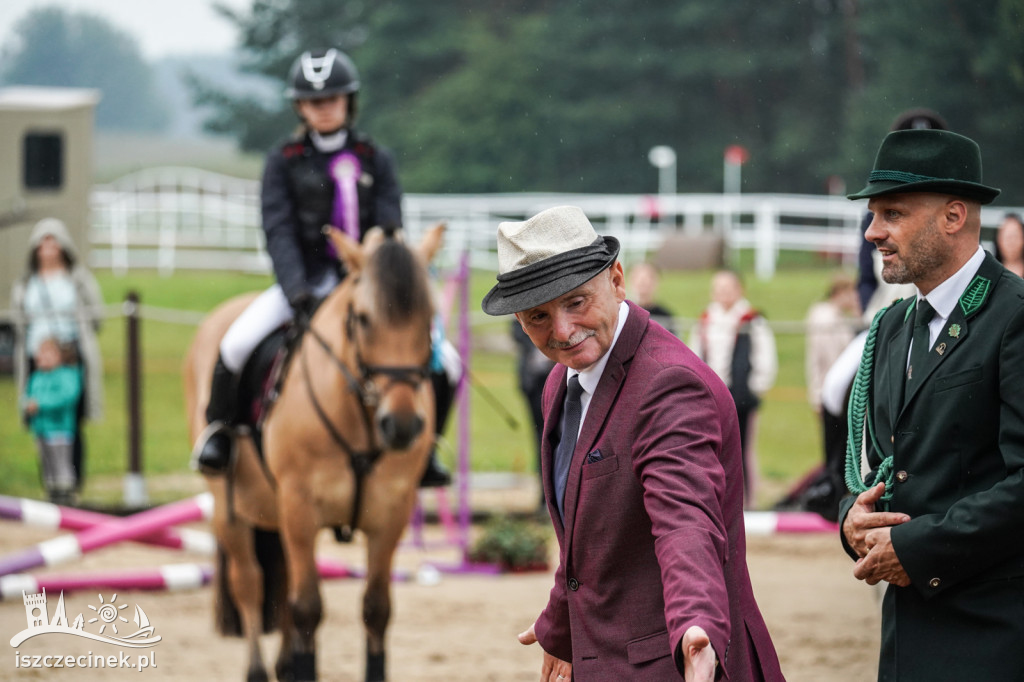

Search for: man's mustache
xmin=548 ymin=329 xmax=595 ymax=350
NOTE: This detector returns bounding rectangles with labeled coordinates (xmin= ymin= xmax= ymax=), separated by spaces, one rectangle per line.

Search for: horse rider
xmin=192 ymin=47 xmax=451 ymax=487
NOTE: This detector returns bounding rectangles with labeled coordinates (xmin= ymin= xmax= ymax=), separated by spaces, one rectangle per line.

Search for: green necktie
xmin=906 ymin=298 xmax=935 ymax=393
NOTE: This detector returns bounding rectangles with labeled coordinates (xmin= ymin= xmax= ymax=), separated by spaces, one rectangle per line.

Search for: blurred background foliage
xmin=197 ymin=0 xmax=1024 ymax=200
xmin=3 ymin=1 xmax=1021 ymax=200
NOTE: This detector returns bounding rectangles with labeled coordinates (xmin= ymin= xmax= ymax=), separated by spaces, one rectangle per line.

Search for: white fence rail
xmin=89 ymin=166 xmax=1018 ymax=279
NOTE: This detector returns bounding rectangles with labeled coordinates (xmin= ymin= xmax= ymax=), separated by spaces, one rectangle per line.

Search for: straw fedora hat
xmin=482 ymin=206 xmax=620 ymax=316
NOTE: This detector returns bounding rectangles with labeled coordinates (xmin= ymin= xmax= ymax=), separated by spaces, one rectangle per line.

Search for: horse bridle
xmin=298 ymin=300 xmax=431 ymax=541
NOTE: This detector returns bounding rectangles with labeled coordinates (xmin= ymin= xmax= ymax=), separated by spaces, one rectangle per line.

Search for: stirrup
xmin=190 ymin=421 xmax=237 ymax=475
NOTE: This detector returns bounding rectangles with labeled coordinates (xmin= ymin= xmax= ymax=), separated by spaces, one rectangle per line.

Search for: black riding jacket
xmin=260 ymin=128 xmax=403 ymax=304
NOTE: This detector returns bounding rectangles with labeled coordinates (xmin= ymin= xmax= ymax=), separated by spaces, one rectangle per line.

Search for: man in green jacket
xmin=840 ymin=129 xmax=1024 ymax=680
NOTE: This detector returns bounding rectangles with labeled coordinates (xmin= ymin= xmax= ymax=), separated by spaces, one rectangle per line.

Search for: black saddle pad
xmin=238 ymin=326 xmax=292 ymax=429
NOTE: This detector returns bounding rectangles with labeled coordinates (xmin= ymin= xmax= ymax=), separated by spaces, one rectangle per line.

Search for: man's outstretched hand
xmin=518 ymin=621 xmax=572 ymax=682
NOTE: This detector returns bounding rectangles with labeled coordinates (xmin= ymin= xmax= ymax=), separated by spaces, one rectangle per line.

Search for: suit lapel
xmin=899 ymin=254 xmax=1000 ymax=415
xmin=900 ymin=303 xmax=970 ymax=411
xmin=561 ymin=303 xmax=648 ymax=553
xmin=542 ymin=364 xmax=569 ymax=535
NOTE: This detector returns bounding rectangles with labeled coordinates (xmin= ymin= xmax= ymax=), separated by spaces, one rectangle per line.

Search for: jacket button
xmin=895 ymin=470 xmax=908 ymax=483
xmin=890 ymin=435 xmax=895 ymax=443
xmin=568 ymin=578 xmax=579 ymax=591
xmin=929 ymin=577 xmax=941 ymax=588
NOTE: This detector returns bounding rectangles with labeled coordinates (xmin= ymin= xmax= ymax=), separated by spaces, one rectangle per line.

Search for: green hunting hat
xmin=847 ymin=129 xmax=1000 ymax=204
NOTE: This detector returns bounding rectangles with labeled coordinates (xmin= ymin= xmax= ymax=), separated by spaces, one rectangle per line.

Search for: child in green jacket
xmin=22 ymin=337 xmax=82 ymax=504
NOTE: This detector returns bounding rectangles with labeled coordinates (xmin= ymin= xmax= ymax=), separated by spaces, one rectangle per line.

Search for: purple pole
xmin=457 ymin=250 xmax=472 ymax=553
xmin=743 ymin=511 xmax=839 ymax=535
xmin=0 ymin=563 xmax=214 ymax=599
xmin=0 ymin=494 xmax=214 ymax=554
xmin=0 ymin=493 xmax=214 ymax=577
xmin=0 ymin=558 xmax=366 ymax=600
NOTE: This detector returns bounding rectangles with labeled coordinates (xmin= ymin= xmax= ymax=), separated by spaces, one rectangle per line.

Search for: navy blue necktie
xmin=553 ymin=375 xmax=584 ymax=521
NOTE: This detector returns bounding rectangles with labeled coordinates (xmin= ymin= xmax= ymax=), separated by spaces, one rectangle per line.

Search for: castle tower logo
xmin=10 ymin=589 xmax=162 ymax=648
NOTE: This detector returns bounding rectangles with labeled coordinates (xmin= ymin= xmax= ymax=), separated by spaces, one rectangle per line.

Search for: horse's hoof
xmin=246 ymin=670 xmax=269 ymax=682
xmin=275 ymin=658 xmax=293 ymax=682
xmin=366 ymin=651 xmax=385 ymax=682
xmin=292 ymin=652 xmax=315 ymax=681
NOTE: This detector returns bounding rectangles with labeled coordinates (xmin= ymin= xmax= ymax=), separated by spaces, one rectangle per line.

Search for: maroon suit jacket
xmin=534 ymin=302 xmax=784 ymax=680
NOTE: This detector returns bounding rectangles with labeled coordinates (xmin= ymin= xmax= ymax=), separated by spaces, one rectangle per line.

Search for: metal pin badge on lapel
xmin=935 ymin=342 xmax=946 ymax=356
xmin=948 ymin=324 xmax=961 ymax=338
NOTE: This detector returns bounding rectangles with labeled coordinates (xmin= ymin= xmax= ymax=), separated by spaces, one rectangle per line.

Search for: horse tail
xmin=214 ymin=528 xmax=288 ymax=636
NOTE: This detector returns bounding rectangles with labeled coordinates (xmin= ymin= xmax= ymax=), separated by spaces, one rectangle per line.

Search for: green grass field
xmin=0 ymin=256 xmax=850 ymax=508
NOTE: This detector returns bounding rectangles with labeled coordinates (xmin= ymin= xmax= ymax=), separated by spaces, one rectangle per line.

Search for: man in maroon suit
xmin=483 ymin=206 xmax=784 ymax=681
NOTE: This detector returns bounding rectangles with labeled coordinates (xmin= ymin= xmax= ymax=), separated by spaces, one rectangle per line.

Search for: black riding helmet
xmin=285 ymin=48 xmax=360 ymax=117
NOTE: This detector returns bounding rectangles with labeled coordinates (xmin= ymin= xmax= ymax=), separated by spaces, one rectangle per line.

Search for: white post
xmin=754 ymin=202 xmax=777 ymax=280
xmin=648 ymin=145 xmax=677 ymax=196
xmin=723 ymin=160 xmax=742 ymax=195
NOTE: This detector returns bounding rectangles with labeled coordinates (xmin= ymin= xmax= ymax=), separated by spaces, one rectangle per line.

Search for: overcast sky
xmin=1 ymin=0 xmax=252 ymax=59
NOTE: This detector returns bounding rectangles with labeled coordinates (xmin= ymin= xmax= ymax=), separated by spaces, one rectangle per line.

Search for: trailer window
xmin=23 ymin=132 xmax=64 ymax=189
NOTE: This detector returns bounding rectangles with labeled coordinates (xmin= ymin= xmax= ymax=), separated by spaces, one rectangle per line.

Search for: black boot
xmin=420 ymin=369 xmax=454 ymax=488
xmin=419 ymin=449 xmax=452 ymax=488
xmin=192 ymin=357 xmax=240 ymax=475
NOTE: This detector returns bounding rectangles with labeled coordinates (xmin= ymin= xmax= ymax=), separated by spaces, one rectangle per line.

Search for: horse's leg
xmin=362 ymin=525 xmax=405 ymax=682
xmin=274 ymin=600 xmax=295 ymax=682
xmin=279 ymin=494 xmax=322 ymax=682
xmin=217 ymin=518 xmax=270 ymax=682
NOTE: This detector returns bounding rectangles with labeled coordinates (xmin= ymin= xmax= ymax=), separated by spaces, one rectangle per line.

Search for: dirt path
xmin=0 ymin=498 xmax=880 ymax=681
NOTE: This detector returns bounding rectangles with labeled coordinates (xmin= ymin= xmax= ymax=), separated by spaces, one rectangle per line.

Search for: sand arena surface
xmin=0 ymin=497 xmax=881 ymax=681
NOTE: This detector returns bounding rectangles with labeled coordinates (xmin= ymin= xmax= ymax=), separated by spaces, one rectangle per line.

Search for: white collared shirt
xmin=912 ymin=245 xmax=986 ymax=357
xmin=565 ymin=300 xmax=630 ymax=439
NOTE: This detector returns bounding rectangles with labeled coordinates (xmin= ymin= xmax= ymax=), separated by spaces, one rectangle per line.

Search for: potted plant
xmin=468 ymin=517 xmax=551 ymax=572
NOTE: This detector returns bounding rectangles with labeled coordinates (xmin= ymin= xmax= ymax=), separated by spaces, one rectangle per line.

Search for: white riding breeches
xmin=219 ymin=274 xmax=338 ymax=373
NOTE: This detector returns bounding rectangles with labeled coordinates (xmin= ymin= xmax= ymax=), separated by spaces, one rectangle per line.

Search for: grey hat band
xmin=494 ymin=238 xmax=610 ymax=288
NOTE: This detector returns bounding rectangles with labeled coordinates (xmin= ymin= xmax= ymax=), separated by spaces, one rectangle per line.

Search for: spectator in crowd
xmin=780 ymin=273 xmax=861 ymax=520
xmin=11 ymin=217 xmax=104 ymax=494
xmin=628 ymin=261 xmax=676 ymax=335
xmin=689 ymin=270 xmax=777 ymax=507
xmin=805 ymin=273 xmax=861 ymax=414
xmin=512 ymin=320 xmax=555 ymax=509
xmin=21 ymin=337 xmax=82 ymax=505
xmin=993 ymin=212 xmax=1024 ymax=278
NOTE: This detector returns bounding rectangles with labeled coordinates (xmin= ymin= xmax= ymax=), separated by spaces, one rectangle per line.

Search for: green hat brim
xmin=847 ymin=178 xmax=1000 ymax=205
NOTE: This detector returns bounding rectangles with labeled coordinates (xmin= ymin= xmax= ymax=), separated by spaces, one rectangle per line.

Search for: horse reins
xmin=298 ymin=301 xmax=430 ymax=541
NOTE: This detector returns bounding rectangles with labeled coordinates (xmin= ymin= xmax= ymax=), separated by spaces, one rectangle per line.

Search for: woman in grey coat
xmin=11 ymin=217 xmax=104 ymax=491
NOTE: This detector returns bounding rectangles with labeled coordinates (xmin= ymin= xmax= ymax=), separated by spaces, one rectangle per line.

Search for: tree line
xmin=203 ymin=0 xmax=1024 ymax=202
xmin=4 ymin=1 xmax=1022 ymax=203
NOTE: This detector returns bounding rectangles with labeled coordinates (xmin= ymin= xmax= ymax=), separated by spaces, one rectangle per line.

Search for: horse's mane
xmin=365 ymin=239 xmax=433 ymax=323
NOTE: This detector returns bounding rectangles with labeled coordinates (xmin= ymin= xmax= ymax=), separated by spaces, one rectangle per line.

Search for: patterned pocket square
xmin=585 ymin=449 xmax=603 ymax=464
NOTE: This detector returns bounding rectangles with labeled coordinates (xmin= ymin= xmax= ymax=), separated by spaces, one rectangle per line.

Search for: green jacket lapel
xmin=900 ymin=254 xmax=999 ymax=412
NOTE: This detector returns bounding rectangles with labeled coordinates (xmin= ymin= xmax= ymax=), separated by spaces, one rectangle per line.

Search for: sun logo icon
xmin=87 ymin=593 xmax=129 ymax=635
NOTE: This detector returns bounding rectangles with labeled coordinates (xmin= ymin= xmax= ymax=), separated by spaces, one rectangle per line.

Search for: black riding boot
xmin=420 ymin=368 xmax=453 ymax=488
xmin=193 ymin=357 xmax=240 ymax=475
xmin=420 ymin=450 xmax=452 ymax=488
